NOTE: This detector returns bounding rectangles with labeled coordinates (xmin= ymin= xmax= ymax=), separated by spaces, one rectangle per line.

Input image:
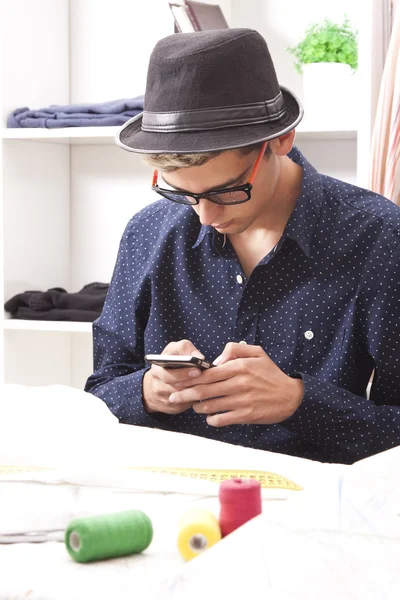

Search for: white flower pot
xmin=302 ymin=62 xmax=358 ymax=130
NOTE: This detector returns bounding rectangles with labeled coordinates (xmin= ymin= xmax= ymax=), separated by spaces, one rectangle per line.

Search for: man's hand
xmin=142 ymin=340 xmax=204 ymax=414
xmin=168 ymin=342 xmax=304 ymax=427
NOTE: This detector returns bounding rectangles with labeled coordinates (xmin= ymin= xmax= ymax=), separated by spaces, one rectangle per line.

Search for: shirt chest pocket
xmin=265 ymin=324 xmax=343 ymax=380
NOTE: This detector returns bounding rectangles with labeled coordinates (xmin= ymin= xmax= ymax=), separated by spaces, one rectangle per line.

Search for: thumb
xmin=163 ymin=339 xmax=205 ymax=359
xmin=213 ymin=342 xmax=263 ymax=366
xmin=190 ymin=348 xmax=206 ymax=359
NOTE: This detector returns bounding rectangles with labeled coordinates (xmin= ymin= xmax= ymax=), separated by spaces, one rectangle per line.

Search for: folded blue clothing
xmin=7 ymin=96 xmax=144 ymax=128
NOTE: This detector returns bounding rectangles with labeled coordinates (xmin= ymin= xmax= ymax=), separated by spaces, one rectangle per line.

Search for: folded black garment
xmin=4 ymin=282 xmax=109 ymax=321
xmin=4 ymin=288 xmax=66 ymax=314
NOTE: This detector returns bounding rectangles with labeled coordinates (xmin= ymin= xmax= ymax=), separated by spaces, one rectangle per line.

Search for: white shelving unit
xmin=3 ymin=320 xmax=92 ymax=333
xmin=0 ymin=0 xmax=384 ymax=389
xmin=0 ymin=127 xmax=122 ymax=144
xmin=0 ymin=124 xmax=358 ymax=143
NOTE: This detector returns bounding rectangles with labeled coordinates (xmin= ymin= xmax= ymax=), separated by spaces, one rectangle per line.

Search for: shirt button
xmin=236 ymin=274 xmax=244 ymax=284
xmin=304 ymin=330 xmax=314 ymax=340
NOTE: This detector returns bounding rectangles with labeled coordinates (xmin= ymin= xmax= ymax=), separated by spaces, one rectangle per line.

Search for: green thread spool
xmin=65 ymin=509 xmax=153 ymax=563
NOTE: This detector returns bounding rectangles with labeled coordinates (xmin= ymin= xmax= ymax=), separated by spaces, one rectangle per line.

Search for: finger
xmin=162 ymin=401 xmax=194 ymax=415
xmin=169 ymin=377 xmax=238 ymax=404
xmin=147 ymin=389 xmax=193 ymax=415
xmin=213 ymin=342 xmax=265 ymax=366
xmin=151 ymin=363 xmax=202 ymax=386
xmin=152 ymin=378 xmax=179 ymax=399
xmin=143 ymin=370 xmax=194 ymax=415
xmin=190 ymin=359 xmax=247 ymax=385
xmin=165 ymin=400 xmax=194 ymax=413
xmin=162 ymin=339 xmax=205 ymax=359
xmin=152 ymin=382 xmax=194 ymax=413
xmin=174 ymin=358 xmax=253 ymax=392
xmin=206 ymin=409 xmax=246 ymax=427
xmin=193 ymin=395 xmax=236 ymax=415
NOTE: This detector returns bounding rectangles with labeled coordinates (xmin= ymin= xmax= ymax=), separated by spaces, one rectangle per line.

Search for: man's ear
xmin=269 ymin=130 xmax=296 ymax=156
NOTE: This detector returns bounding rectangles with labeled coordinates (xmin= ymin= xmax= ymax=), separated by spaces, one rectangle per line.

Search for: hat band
xmin=141 ymin=92 xmax=286 ymax=132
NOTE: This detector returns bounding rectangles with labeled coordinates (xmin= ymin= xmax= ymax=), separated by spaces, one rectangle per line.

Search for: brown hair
xmin=142 ymin=142 xmax=272 ymax=172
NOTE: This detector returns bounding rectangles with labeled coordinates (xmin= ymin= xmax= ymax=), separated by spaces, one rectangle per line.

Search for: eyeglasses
xmin=151 ymin=141 xmax=268 ymax=206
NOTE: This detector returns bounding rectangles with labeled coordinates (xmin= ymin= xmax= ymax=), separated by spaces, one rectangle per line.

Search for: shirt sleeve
xmin=284 ymin=237 xmax=400 ymax=464
xmin=84 ymin=222 xmax=172 ymax=428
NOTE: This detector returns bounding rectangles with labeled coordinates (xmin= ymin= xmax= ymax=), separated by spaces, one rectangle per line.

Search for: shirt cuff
xmin=90 ymin=368 xmax=173 ymax=427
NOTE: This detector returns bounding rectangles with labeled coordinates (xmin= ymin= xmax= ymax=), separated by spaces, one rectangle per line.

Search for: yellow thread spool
xmin=177 ymin=508 xmax=221 ymax=562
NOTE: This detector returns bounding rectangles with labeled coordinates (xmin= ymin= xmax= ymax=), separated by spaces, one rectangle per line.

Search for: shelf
xmin=3 ymin=320 xmax=93 ymax=333
xmin=1 ymin=126 xmax=120 ymax=144
xmin=295 ymin=123 xmax=357 ymax=140
xmin=1 ymin=124 xmax=357 ymax=144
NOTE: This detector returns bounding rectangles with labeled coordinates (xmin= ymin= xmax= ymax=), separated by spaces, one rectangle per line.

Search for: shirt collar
xmin=282 ymin=146 xmax=324 ymax=257
xmin=192 ymin=146 xmax=324 ymax=257
xmin=192 ymin=223 xmax=225 ymax=253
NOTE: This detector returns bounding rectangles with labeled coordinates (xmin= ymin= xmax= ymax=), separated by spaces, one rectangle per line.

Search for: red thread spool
xmin=219 ymin=478 xmax=262 ymax=537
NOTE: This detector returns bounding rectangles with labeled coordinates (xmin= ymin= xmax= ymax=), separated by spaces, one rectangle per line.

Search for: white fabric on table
xmin=0 ymin=384 xmax=400 ymax=599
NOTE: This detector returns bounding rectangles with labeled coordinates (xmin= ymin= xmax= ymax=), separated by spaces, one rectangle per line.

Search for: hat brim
xmin=116 ymin=87 xmax=303 ymax=154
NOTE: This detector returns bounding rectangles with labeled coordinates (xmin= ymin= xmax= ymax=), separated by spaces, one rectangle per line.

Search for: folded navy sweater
xmin=7 ymin=96 xmax=144 ymax=128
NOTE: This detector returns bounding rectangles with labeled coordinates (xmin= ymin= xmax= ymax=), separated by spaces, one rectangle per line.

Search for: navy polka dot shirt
xmin=85 ymin=147 xmax=400 ymax=464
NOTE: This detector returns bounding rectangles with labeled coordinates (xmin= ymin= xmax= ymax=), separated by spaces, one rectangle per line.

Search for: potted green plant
xmin=287 ymin=17 xmax=358 ymax=128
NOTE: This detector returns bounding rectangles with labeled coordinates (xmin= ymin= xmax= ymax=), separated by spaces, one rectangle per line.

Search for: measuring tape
xmin=131 ymin=467 xmax=302 ymax=491
xmin=0 ymin=465 xmax=51 ymax=474
xmin=0 ymin=465 xmax=302 ymax=491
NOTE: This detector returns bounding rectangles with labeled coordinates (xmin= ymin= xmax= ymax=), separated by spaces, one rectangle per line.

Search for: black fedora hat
xmin=117 ymin=28 xmax=303 ymax=154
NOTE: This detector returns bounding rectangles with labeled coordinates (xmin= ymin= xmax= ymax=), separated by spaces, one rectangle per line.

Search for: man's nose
xmin=196 ymin=197 xmax=223 ymax=226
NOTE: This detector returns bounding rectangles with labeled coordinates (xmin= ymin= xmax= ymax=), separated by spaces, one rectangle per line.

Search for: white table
xmin=1 ymin=386 xmax=400 ymax=599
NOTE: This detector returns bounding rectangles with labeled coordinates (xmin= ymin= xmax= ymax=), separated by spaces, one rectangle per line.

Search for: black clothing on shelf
xmin=4 ymin=282 xmax=109 ymax=322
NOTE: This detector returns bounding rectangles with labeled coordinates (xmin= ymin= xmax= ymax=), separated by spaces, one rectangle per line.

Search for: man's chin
xmin=212 ymin=219 xmax=234 ymax=231
xmin=224 ymin=223 xmax=249 ymax=236
xmin=213 ymin=220 xmax=248 ymax=235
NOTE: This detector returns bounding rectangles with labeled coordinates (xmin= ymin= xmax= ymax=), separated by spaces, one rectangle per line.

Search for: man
xmin=85 ymin=29 xmax=400 ymax=465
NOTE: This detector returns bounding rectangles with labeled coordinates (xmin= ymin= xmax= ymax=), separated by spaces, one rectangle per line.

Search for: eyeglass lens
xmin=157 ymin=188 xmax=250 ymax=205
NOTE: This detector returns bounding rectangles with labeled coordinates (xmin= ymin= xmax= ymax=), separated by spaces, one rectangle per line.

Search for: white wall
xmin=2 ymin=141 xmax=70 ymax=299
xmin=0 ymin=0 xmax=69 ymax=125
xmin=69 ymin=0 xmax=174 ymax=102
xmin=231 ymin=0 xmax=361 ymax=104
xmin=69 ymin=0 xmax=231 ymax=104
xmin=70 ymin=148 xmax=154 ymax=290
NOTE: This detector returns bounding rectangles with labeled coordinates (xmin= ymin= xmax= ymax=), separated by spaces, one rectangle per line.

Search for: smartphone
xmin=144 ymin=354 xmax=213 ymax=369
